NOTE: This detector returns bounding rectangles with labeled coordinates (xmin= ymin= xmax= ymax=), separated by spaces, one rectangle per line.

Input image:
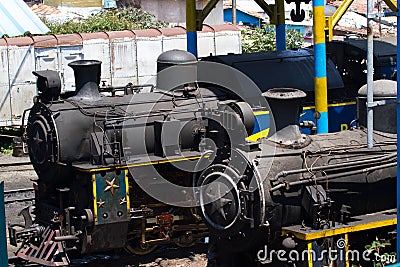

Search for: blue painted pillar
xmin=186 ymin=0 xmax=198 ymax=58
xmin=313 ymin=0 xmax=329 ymax=133
xmin=276 ymin=24 xmax=286 ymax=51
xmin=276 ymin=0 xmax=286 ymax=51
xmin=0 ymin=182 xmax=7 ymax=266
xmin=396 ymin=0 xmax=400 ymax=261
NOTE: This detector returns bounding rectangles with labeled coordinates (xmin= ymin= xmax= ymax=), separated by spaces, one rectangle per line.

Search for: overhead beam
xmin=253 ymin=0 xmax=275 ymax=21
xmin=325 ymin=0 xmax=397 ymax=41
xmin=196 ymin=0 xmax=220 ymax=30
xmin=382 ymin=0 xmax=397 ymax=11
xmin=324 ymin=0 xmax=354 ymax=41
xmin=331 ymin=0 xmax=354 ymax=26
xmin=254 ymin=0 xmax=286 ymax=50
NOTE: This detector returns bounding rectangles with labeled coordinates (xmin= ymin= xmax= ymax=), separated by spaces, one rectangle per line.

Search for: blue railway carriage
xmin=202 ymin=38 xmax=396 ymax=136
xmin=326 ymin=37 xmax=397 ymax=94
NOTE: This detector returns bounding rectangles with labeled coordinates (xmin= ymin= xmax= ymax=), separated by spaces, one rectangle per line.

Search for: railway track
xmin=4 ymin=188 xmax=34 ymax=204
xmin=0 ymin=161 xmax=31 ymax=168
xmin=9 ymin=244 xmax=209 ymax=267
xmin=0 ymin=157 xmax=36 ymax=205
xmin=1 ymin=161 xmax=209 ymax=267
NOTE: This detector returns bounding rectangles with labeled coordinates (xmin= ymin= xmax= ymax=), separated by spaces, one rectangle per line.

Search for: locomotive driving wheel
xmin=125 ymin=234 xmax=158 ymax=255
xmin=174 ymin=231 xmax=197 ymax=248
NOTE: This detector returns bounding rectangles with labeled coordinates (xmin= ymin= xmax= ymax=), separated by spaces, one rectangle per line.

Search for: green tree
xmin=365 ymin=237 xmax=396 ymax=267
xmin=241 ymin=24 xmax=305 ymax=53
xmin=42 ymin=8 xmax=167 ymax=34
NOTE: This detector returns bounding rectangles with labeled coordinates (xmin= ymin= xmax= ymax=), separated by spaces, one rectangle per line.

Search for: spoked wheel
xmin=125 ymin=234 xmax=158 ymax=255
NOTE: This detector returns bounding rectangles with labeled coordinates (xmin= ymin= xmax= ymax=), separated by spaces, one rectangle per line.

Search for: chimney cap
xmin=358 ymin=80 xmax=397 ymax=98
xmin=157 ymin=50 xmax=197 ymax=65
xmin=68 ymin=60 xmax=101 ymax=68
xmin=262 ymin=88 xmax=306 ymax=100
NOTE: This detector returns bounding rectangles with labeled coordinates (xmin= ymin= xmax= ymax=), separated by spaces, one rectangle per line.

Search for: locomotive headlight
xmin=196 ymin=149 xmax=265 ymax=239
xmin=198 ymin=164 xmax=241 ymax=234
xmin=26 ymin=102 xmax=58 ymax=174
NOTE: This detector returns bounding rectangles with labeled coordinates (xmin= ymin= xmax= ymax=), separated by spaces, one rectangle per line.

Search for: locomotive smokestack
xmin=263 ymin=88 xmax=309 ymax=148
xmin=68 ymin=60 xmax=102 ymax=99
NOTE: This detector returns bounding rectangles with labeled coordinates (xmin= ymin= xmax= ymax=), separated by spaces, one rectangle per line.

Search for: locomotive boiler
xmin=10 ymin=50 xmax=261 ymax=265
xmin=197 ymin=85 xmax=396 ymax=266
xmin=9 ymin=49 xmax=397 ymax=267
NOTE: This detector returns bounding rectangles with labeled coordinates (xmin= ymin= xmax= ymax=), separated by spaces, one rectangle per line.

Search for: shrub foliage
xmin=43 ymin=8 xmax=167 ymax=34
xmin=241 ymin=25 xmax=305 ymax=53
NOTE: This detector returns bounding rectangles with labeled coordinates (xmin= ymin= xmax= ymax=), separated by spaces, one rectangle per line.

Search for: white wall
xmin=0 ymin=26 xmax=241 ymax=126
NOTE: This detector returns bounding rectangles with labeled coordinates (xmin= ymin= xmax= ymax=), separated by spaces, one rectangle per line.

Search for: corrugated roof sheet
xmin=0 ymin=0 xmax=49 ymax=37
xmin=223 ymin=2 xmax=265 ymax=19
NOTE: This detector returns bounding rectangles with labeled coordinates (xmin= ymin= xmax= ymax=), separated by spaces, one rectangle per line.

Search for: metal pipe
xmin=143 ymin=237 xmax=170 ymax=245
xmin=4 ymin=197 xmax=35 ymax=204
xmin=271 ymin=152 xmax=396 ymax=181
xmin=276 ymin=0 xmax=286 ymax=51
xmin=269 ymin=162 xmax=397 ymax=192
xmin=257 ymin=143 xmax=396 ymax=159
xmin=366 ymin=0 xmax=374 ymax=148
xmin=327 ymin=152 xmax=395 ymax=164
xmin=53 ymin=235 xmax=79 ymax=241
xmin=232 ymin=0 xmax=237 ymax=25
xmin=396 ymin=0 xmax=400 ymax=259
xmin=186 ymin=0 xmax=198 ymax=58
xmin=313 ymin=0 xmax=329 ymax=133
xmin=0 ymin=134 xmax=20 ymax=138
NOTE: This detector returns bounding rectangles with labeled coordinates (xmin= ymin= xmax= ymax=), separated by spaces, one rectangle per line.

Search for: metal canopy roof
xmin=0 ymin=0 xmax=49 ymax=37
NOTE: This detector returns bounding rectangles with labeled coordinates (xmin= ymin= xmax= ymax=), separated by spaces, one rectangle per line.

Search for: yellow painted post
xmin=186 ymin=0 xmax=198 ymax=57
xmin=325 ymin=16 xmax=333 ymax=41
xmin=345 ymin=234 xmax=349 ymax=267
xmin=313 ymin=0 xmax=329 ymax=133
xmin=275 ymin=0 xmax=286 ymax=50
xmin=307 ymin=242 xmax=313 ymax=267
xmin=325 ymin=0 xmax=355 ymax=40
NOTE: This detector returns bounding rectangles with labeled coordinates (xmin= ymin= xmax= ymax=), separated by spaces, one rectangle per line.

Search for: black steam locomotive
xmin=9 ymin=49 xmax=397 ymax=266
